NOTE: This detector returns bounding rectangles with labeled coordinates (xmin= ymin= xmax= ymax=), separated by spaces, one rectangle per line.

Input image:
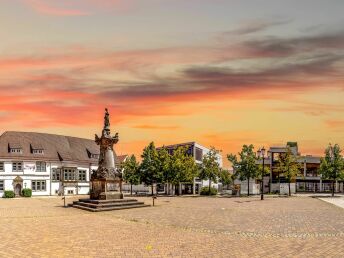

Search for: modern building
xmin=240 ymin=142 xmax=344 ymax=194
xmin=0 ymin=131 xmax=122 ymax=197
xmin=157 ymin=142 xmax=223 ymax=195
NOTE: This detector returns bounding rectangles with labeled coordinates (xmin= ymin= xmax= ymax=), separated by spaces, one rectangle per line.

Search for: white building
xmin=0 ymin=131 xmax=123 ymax=197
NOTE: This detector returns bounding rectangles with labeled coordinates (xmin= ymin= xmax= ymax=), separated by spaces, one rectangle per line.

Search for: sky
xmin=0 ymin=0 xmax=343 ymax=167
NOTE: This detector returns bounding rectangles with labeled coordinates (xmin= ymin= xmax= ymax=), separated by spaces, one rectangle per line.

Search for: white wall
xmin=239 ymin=179 xmax=260 ymax=195
xmin=280 ymin=183 xmax=296 ymax=195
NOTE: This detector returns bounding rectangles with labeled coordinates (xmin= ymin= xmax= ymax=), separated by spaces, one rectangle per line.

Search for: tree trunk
xmin=208 ymin=179 xmax=211 ymax=195
xmin=151 ymin=184 xmax=154 ymax=196
xmin=130 ymin=183 xmax=133 ymax=195
xmin=288 ymin=181 xmax=291 ymax=196
xmin=332 ymin=179 xmax=335 ymax=197
xmin=247 ymin=178 xmax=250 ymax=196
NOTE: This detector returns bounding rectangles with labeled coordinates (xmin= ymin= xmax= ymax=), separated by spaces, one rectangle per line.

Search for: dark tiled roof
xmin=0 ymin=131 xmax=114 ymax=164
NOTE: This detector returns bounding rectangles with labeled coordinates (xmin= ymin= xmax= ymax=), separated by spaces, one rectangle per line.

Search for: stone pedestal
xmin=90 ymin=179 xmax=123 ymax=200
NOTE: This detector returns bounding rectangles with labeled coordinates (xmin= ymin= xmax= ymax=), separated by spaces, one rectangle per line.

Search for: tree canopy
xmin=169 ymin=146 xmax=198 ymax=185
xmin=199 ymin=147 xmax=221 ymax=193
xmin=139 ymin=142 xmax=163 ymax=188
xmin=275 ymin=147 xmax=301 ymax=196
xmin=122 ymin=154 xmax=140 ymax=185
xmin=319 ymin=144 xmax=344 ymax=181
xmin=227 ymin=144 xmax=258 ymax=196
xmin=319 ymin=144 xmax=344 ymax=196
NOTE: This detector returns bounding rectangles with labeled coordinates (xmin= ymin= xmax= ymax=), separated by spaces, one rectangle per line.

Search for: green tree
xmin=319 ymin=144 xmax=344 ymax=197
xmin=227 ymin=144 xmax=258 ymax=196
xmin=157 ymin=147 xmax=172 ymax=194
xmin=275 ymin=147 xmax=301 ymax=196
xmin=122 ymin=155 xmax=140 ymax=195
xmin=139 ymin=142 xmax=163 ymax=195
xmin=199 ymin=147 xmax=221 ymax=195
xmin=169 ymin=146 xmax=198 ymax=194
xmin=219 ymin=169 xmax=232 ymax=187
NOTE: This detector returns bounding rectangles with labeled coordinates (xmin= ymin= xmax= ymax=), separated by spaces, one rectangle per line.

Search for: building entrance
xmin=14 ymin=184 xmax=22 ymax=196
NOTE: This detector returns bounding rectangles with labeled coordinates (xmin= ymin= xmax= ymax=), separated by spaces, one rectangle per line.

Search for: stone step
xmin=72 ymin=203 xmax=150 ymax=212
xmin=73 ymin=201 xmax=145 ymax=208
xmin=77 ymin=198 xmax=139 ymax=204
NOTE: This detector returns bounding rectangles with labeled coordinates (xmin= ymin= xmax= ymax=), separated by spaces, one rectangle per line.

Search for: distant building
xmin=157 ymin=142 xmax=223 ymax=195
xmin=237 ymin=142 xmax=344 ymax=195
xmin=0 ymin=131 xmax=121 ymax=197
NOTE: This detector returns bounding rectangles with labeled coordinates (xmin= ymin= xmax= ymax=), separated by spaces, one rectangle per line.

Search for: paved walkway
xmin=0 ymin=196 xmax=343 ymax=257
xmin=318 ymin=196 xmax=344 ymax=209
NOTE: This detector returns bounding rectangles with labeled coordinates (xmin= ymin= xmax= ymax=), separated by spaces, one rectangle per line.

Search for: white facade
xmin=0 ymin=160 xmax=97 ymax=197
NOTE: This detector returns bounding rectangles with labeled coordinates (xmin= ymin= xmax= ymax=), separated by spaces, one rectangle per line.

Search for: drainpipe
xmin=50 ymin=161 xmax=52 ymax=196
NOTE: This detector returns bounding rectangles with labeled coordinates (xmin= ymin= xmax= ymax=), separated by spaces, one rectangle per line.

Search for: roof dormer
xmin=8 ymin=143 xmax=23 ymax=154
xmin=30 ymin=144 xmax=44 ymax=155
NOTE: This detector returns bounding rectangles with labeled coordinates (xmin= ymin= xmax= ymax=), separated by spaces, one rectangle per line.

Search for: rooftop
xmin=0 ymin=131 xmax=111 ymax=164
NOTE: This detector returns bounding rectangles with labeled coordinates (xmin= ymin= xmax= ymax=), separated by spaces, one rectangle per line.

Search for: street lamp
xmin=329 ymin=144 xmax=336 ymax=197
xmin=257 ymin=147 xmax=266 ymax=200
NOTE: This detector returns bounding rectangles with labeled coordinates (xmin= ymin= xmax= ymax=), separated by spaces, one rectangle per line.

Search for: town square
xmin=0 ymin=195 xmax=343 ymax=257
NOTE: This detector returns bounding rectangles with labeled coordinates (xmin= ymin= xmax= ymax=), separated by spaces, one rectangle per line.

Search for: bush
xmin=3 ymin=190 xmax=15 ymax=198
xmin=22 ymin=188 xmax=32 ymax=197
xmin=200 ymin=187 xmax=218 ymax=195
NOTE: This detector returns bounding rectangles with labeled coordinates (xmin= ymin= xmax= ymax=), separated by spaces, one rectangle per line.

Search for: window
xmin=63 ymin=168 xmax=76 ymax=181
xmin=10 ymin=148 xmax=22 ymax=154
xmin=36 ymin=161 xmax=46 ymax=172
xmin=12 ymin=162 xmax=23 ymax=172
xmin=0 ymin=180 xmax=4 ymax=191
xmin=32 ymin=180 xmax=46 ymax=191
xmin=67 ymin=190 xmax=74 ymax=194
xmin=0 ymin=162 xmax=4 ymax=172
xmin=195 ymin=148 xmax=203 ymax=161
xmin=33 ymin=149 xmax=44 ymax=154
xmin=78 ymin=170 xmax=87 ymax=182
xmin=52 ymin=168 xmax=61 ymax=181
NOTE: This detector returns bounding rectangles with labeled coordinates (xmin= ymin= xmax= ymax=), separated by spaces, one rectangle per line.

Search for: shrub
xmin=200 ymin=187 xmax=218 ymax=196
xmin=22 ymin=188 xmax=32 ymax=197
xmin=3 ymin=190 xmax=15 ymax=198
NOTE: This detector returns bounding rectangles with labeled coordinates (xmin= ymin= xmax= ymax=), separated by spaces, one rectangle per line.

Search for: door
xmin=14 ymin=184 xmax=22 ymax=197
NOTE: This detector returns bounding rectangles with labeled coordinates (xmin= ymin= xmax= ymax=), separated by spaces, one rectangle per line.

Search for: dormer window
xmin=91 ymin=154 xmax=99 ymax=159
xmin=33 ymin=149 xmax=44 ymax=155
xmin=30 ymin=144 xmax=44 ymax=155
xmin=10 ymin=148 xmax=22 ymax=154
xmin=86 ymin=148 xmax=99 ymax=159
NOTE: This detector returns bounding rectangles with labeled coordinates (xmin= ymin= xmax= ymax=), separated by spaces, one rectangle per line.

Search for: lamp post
xmin=257 ymin=147 xmax=266 ymax=200
xmin=329 ymin=144 xmax=336 ymax=197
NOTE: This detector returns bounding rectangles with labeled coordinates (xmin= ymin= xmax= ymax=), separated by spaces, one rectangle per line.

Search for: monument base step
xmin=71 ymin=198 xmax=150 ymax=212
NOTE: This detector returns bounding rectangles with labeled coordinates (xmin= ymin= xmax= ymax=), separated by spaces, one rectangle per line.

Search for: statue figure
xmin=92 ymin=108 xmax=121 ymax=180
xmin=104 ymin=108 xmax=110 ymax=130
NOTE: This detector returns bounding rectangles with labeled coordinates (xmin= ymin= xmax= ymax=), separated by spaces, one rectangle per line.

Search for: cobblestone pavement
xmin=0 ymin=196 xmax=343 ymax=257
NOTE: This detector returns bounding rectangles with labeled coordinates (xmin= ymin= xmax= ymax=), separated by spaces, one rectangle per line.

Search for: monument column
xmin=90 ymin=108 xmax=123 ymax=200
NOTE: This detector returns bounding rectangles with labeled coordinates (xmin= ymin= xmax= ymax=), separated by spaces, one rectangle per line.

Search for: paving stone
xmin=0 ymin=196 xmax=343 ymax=257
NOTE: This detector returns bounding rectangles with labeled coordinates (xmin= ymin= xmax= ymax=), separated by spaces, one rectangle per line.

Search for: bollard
xmin=152 ymin=196 xmax=157 ymax=206
xmin=62 ymin=196 xmax=66 ymax=207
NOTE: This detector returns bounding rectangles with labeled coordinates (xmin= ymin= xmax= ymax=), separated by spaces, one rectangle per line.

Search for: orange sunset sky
xmin=1 ymin=0 xmax=343 ymax=167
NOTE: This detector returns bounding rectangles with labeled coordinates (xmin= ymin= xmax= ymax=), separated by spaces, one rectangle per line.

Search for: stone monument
xmin=90 ymin=108 xmax=123 ymax=200
xmin=72 ymin=108 xmax=149 ymax=211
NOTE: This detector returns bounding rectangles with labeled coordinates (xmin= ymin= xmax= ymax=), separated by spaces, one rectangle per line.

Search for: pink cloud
xmin=23 ymin=0 xmax=131 ymax=16
xmin=24 ymin=0 xmax=89 ymax=16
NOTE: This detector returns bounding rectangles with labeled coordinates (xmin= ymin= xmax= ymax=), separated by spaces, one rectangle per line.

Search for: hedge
xmin=200 ymin=187 xmax=218 ymax=196
xmin=22 ymin=188 xmax=32 ymax=197
xmin=3 ymin=190 xmax=15 ymax=198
